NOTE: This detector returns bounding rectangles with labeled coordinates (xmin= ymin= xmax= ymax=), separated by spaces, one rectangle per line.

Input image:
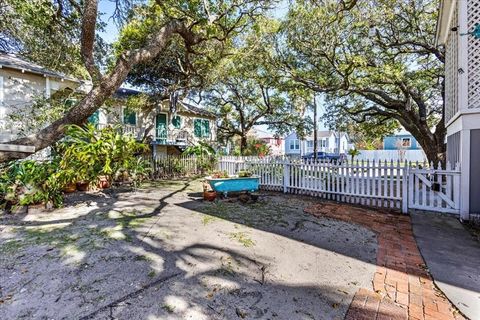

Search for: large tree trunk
xmin=401 ymin=117 xmax=446 ymax=166
xmin=240 ymin=135 xmax=248 ymax=156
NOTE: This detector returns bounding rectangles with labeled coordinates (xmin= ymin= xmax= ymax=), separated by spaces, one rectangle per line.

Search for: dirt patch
xmin=1 ymin=180 xmax=377 ymax=319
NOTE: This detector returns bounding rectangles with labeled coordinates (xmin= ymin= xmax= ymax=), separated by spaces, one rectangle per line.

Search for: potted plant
xmin=63 ymin=182 xmax=77 ymax=193
xmin=58 ymin=169 xmax=77 ymax=193
xmin=202 ymin=181 xmax=217 ymax=201
xmin=76 ymin=180 xmax=90 ymax=191
xmin=97 ymin=175 xmax=110 ymax=189
xmin=75 ymin=168 xmax=92 ymax=192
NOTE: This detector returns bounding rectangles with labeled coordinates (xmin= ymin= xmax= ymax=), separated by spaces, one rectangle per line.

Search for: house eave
xmin=435 ymin=0 xmax=456 ymax=46
xmin=0 ymin=63 xmax=80 ymax=83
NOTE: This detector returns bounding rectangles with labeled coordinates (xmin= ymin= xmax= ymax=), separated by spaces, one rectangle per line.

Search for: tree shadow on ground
xmin=0 ymin=179 xmax=377 ymax=319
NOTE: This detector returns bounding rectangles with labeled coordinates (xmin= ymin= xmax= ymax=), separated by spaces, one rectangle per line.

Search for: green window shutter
xmin=88 ymin=110 xmax=99 ymax=125
xmin=172 ymin=115 xmax=181 ymax=128
xmin=123 ymin=109 xmax=136 ymax=125
xmin=194 ymin=119 xmax=202 ymax=137
xmin=202 ymin=119 xmax=210 ymax=138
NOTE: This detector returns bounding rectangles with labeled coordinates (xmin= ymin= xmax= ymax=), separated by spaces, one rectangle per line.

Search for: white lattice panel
xmin=445 ymin=4 xmax=459 ymax=122
xmin=468 ymin=0 xmax=480 ymax=109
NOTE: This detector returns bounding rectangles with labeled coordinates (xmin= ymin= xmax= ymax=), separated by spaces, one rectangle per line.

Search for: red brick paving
xmin=304 ymin=202 xmax=465 ymax=320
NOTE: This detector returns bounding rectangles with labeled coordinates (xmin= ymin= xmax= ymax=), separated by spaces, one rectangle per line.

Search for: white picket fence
xmin=217 ymin=156 xmax=461 ymax=215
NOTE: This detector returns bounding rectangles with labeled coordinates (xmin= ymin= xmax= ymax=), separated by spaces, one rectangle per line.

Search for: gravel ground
xmin=0 ymin=179 xmax=377 ymax=320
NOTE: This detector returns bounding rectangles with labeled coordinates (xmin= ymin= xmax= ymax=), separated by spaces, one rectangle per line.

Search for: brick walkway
xmin=304 ymin=202 xmax=466 ymax=320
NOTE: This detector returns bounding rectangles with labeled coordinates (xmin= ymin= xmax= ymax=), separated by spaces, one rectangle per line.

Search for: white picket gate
xmin=216 ymin=156 xmax=461 ymax=215
xmin=407 ymin=162 xmax=461 ymax=214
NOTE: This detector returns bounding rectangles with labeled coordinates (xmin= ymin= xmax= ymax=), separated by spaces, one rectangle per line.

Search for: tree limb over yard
xmin=0 ymin=0 xmax=271 ymax=163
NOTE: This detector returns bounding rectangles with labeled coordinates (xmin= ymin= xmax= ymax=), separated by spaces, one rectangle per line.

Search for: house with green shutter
xmin=149 ymin=101 xmax=216 ymax=157
xmin=0 ymin=52 xmax=216 ymax=158
xmin=89 ymin=88 xmax=217 ymax=157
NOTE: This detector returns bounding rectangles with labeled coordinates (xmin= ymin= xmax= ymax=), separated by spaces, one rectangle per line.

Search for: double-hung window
xmin=290 ymin=139 xmax=300 ymax=150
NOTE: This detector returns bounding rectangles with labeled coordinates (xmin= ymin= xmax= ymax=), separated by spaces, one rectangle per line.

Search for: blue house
xmin=383 ymin=134 xmax=421 ymax=150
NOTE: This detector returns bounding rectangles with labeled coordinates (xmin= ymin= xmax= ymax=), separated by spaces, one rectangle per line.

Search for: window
xmin=307 ymin=140 xmax=314 ymax=148
xmin=289 ymin=139 xmax=300 ymax=150
xmin=123 ymin=108 xmax=137 ymax=125
xmin=194 ymin=119 xmax=210 ymax=138
xmin=401 ymin=138 xmax=411 ymax=147
xmin=172 ymin=115 xmax=182 ymax=129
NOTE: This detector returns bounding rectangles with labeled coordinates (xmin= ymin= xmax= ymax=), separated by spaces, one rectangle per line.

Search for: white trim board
xmin=0 ymin=144 xmax=36 ymax=153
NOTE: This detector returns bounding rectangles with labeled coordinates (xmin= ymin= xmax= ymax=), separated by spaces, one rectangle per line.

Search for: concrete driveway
xmin=0 ymin=179 xmax=377 ymax=320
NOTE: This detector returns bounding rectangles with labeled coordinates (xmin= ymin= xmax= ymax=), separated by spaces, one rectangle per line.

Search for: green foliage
xmin=233 ymin=138 xmax=271 ymax=157
xmin=59 ymin=124 xmax=150 ymax=183
xmin=279 ymin=0 xmax=445 ymax=161
xmin=347 ymin=148 xmax=361 ymax=162
xmin=183 ymin=141 xmax=216 ymax=157
xmin=0 ymin=125 xmax=151 ymax=211
xmin=0 ymin=0 xmax=87 ymax=77
xmin=115 ymin=0 xmax=272 ymax=100
xmin=205 ymin=20 xmax=310 ymax=146
xmin=0 ymin=160 xmax=63 ymax=209
xmin=183 ymin=141 xmax=217 ymax=172
xmin=7 ymin=90 xmax=82 ymax=138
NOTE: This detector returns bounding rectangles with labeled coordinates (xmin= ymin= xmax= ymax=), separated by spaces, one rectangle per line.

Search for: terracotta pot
xmin=203 ymin=191 xmax=217 ymax=201
xmin=63 ymin=182 xmax=77 ymax=193
xmin=98 ymin=176 xmax=110 ymax=189
xmin=76 ymin=181 xmax=90 ymax=191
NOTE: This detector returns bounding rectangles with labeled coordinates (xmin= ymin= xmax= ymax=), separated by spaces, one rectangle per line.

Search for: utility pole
xmin=313 ymin=95 xmax=318 ymax=160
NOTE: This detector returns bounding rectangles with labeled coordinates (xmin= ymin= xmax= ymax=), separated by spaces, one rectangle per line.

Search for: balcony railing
xmin=154 ymin=128 xmax=193 ymax=146
xmin=95 ymin=123 xmax=142 ymax=138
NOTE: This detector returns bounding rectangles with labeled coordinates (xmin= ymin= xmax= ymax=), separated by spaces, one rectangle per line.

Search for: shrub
xmin=59 ymin=124 xmax=150 ymax=184
xmin=1 ymin=124 xmax=151 ymax=212
xmin=0 ymin=159 xmax=63 ymax=210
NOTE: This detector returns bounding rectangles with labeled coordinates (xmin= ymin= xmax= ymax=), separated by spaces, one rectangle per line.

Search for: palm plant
xmin=348 ymin=148 xmax=361 ymax=162
xmin=183 ymin=141 xmax=216 ymax=157
xmin=183 ymin=142 xmax=217 ymax=174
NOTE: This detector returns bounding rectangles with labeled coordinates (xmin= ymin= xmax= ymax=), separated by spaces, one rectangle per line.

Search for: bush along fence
xmin=217 ymin=156 xmax=461 ymax=215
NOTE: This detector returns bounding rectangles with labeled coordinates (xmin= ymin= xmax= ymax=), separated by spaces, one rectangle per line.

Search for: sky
xmin=97 ymin=0 xmax=328 ymax=133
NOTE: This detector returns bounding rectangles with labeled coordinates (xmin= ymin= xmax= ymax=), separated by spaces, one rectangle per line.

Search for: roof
xmin=0 ymin=51 xmax=78 ymax=82
xmin=317 ymin=130 xmax=336 ymax=138
xmin=113 ymin=87 xmax=142 ymax=99
xmin=304 ymin=130 xmax=350 ymax=140
xmin=180 ymin=101 xmax=216 ymax=118
xmin=435 ymin=0 xmax=456 ymax=46
xmin=303 ymin=130 xmax=335 ymax=139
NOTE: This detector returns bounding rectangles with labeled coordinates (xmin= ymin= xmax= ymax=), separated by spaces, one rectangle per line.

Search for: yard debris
xmin=254 ymin=264 xmax=268 ymax=285
xmin=235 ymin=307 xmax=248 ymax=318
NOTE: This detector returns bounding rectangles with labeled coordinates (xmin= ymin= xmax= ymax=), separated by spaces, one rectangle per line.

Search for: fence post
xmin=453 ymin=162 xmax=461 ymax=211
xmin=283 ymin=160 xmax=290 ymax=193
xmin=402 ymin=165 xmax=409 ymax=214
